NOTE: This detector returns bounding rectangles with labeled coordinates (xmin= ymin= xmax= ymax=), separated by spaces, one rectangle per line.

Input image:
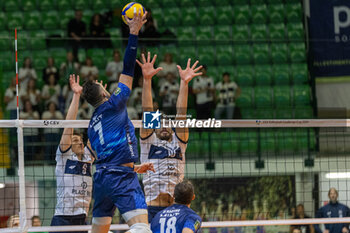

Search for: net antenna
xmin=15 ymin=28 xmax=28 ymax=233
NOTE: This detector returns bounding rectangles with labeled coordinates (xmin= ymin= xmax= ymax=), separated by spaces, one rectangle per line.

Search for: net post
xmin=16 ymin=119 xmax=27 ymax=233
xmin=15 ymin=28 xmax=27 ymax=233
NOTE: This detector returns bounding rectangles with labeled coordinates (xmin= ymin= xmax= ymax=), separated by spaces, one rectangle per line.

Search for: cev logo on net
xmin=142 ymin=110 xmax=222 ymax=129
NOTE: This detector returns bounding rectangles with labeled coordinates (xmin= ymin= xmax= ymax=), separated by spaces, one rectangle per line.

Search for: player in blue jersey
xmin=151 ymin=180 xmax=202 ymax=233
xmin=137 ymin=52 xmax=202 ymax=222
xmin=81 ymin=10 xmax=155 ymax=233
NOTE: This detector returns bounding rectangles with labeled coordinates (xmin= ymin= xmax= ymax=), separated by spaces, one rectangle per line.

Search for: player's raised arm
xmin=60 ymin=74 xmax=82 ymax=152
xmin=119 ymin=9 xmax=147 ymax=90
xmin=176 ymin=59 xmax=203 ymax=142
xmin=137 ymin=52 xmax=163 ymax=138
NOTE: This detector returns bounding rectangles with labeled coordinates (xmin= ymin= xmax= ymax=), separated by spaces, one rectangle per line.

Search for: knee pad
xmin=92 ymin=217 xmax=112 ymax=226
xmin=129 ymin=223 xmax=152 ymax=233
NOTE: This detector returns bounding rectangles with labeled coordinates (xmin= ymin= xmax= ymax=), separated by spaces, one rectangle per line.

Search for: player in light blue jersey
xmin=137 ymin=52 xmax=202 ymax=222
xmin=80 ymin=10 xmax=155 ymax=233
xmin=151 ymin=180 xmax=202 ymax=233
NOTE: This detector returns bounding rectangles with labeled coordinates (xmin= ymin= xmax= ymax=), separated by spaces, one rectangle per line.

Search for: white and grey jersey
xmin=140 ymin=132 xmax=187 ymax=203
xmin=54 ymin=146 xmax=94 ymax=216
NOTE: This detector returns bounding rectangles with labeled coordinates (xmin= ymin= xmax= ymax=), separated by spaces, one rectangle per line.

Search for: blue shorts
xmin=50 ymin=214 xmax=86 ymax=233
xmin=148 ymin=206 xmax=167 ymax=223
xmin=92 ymin=165 xmax=147 ymax=217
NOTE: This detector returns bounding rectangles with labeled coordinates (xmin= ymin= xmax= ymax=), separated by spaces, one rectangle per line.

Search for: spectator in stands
xmin=19 ymin=57 xmax=37 ymax=90
xmin=291 ymin=204 xmax=314 ymax=233
xmin=293 ymin=229 xmax=302 ymax=233
xmin=20 ymin=100 xmax=40 ymax=159
xmin=159 ymin=72 xmax=179 ymax=115
xmin=67 ymin=10 xmax=86 ymax=59
xmin=193 ymin=65 xmax=215 ymax=119
xmin=89 ymin=13 xmax=110 ymax=48
xmin=215 ymin=72 xmax=240 ymax=119
xmin=60 ymin=52 xmax=80 ymax=81
xmin=4 ymin=77 xmax=17 ymax=119
xmin=80 ymin=57 xmax=98 ymax=81
xmin=7 ymin=215 xmax=19 ymax=228
xmin=43 ymin=57 xmax=59 ymax=84
xmin=19 ymin=78 xmax=41 ymax=112
xmin=157 ymin=53 xmax=178 ymax=86
xmin=31 ymin=216 xmax=42 ymax=227
xmin=42 ymin=74 xmax=61 ymax=107
xmin=315 ymin=188 xmax=350 ymax=233
xmin=105 ymin=49 xmax=123 ymax=85
xmin=140 ymin=9 xmax=160 ymax=46
xmin=42 ymin=102 xmax=64 ymax=160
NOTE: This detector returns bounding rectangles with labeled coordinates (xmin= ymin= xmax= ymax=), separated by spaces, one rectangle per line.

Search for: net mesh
xmin=1 ymin=120 xmax=350 ymax=232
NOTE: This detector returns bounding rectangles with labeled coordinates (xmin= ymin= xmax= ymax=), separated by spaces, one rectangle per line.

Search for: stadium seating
xmin=0 ymin=0 xmax=314 ymax=157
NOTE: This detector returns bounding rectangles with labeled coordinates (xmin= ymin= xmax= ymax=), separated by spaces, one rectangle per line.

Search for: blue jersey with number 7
xmin=87 ymin=82 xmax=138 ymax=166
xmin=151 ymin=204 xmax=202 ymax=233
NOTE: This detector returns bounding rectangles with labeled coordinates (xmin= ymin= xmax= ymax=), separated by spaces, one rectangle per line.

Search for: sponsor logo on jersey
xmin=194 ymin=220 xmax=200 ymax=230
xmin=114 ymin=87 xmax=121 ymax=96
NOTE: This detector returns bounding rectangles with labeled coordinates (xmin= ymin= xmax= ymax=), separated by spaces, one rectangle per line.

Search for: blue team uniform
xmin=314 ymin=202 xmax=350 ymax=233
xmin=151 ymin=204 xmax=202 ymax=233
xmin=88 ymin=82 xmax=147 ymax=217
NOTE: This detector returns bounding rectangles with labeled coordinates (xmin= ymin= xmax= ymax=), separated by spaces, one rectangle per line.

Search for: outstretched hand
xmin=134 ymin=162 xmax=155 ymax=174
xmin=136 ymin=51 xmax=163 ymax=80
xmin=177 ymin=59 xmax=203 ymax=84
xmin=126 ymin=8 xmax=147 ymax=35
xmin=69 ymin=74 xmax=82 ymax=95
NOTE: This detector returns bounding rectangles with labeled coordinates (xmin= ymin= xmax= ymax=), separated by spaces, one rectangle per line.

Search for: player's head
xmin=328 ymin=187 xmax=338 ymax=203
xmin=71 ymin=132 xmax=84 ymax=156
xmin=7 ymin=215 xmax=19 ymax=228
xmin=174 ymin=180 xmax=195 ymax=206
xmin=82 ymin=80 xmax=110 ymax=108
xmin=292 ymin=228 xmax=301 ymax=233
xmin=155 ymin=126 xmax=172 ymax=141
xmin=31 ymin=216 xmax=41 ymax=227
xmin=223 ymin=72 xmax=230 ymax=83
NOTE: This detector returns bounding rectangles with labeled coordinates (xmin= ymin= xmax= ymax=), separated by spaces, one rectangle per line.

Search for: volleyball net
xmin=1 ymin=119 xmax=350 ymax=232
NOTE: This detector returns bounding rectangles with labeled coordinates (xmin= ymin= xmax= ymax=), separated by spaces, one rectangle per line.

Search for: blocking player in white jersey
xmin=137 ymin=52 xmax=202 ymax=222
xmin=50 ymin=74 xmax=95 ymax=233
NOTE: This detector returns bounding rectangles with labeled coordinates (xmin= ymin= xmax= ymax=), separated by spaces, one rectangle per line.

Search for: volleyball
xmin=122 ymin=2 xmax=145 ymax=25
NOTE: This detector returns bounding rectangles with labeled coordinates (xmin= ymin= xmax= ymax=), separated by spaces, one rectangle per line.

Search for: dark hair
xmin=31 ymin=216 xmax=40 ymax=222
xmin=73 ymin=132 xmax=83 ymax=140
xmin=223 ymin=72 xmax=230 ymax=77
xmin=82 ymin=80 xmax=103 ymax=107
xmin=174 ymin=180 xmax=194 ymax=205
xmin=202 ymin=65 xmax=207 ymax=70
